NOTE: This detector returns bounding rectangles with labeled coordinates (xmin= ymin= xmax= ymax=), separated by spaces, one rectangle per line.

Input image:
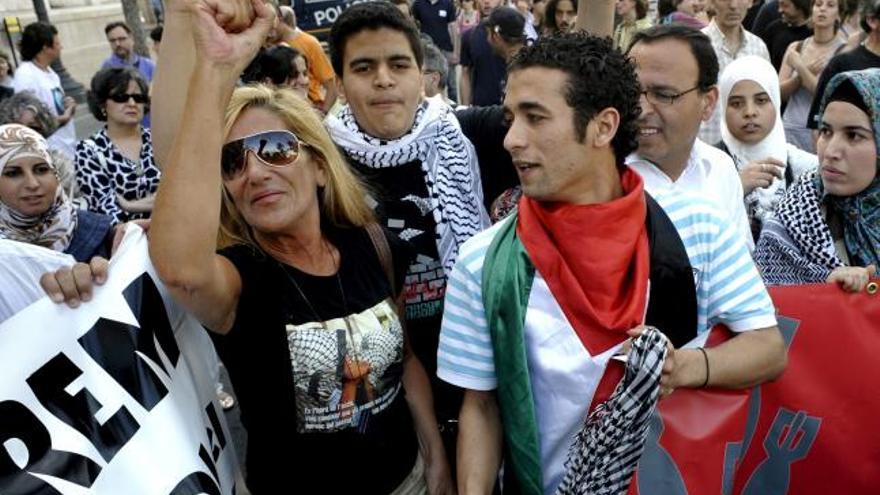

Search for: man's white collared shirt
xmin=627 ymin=139 xmax=754 ymax=250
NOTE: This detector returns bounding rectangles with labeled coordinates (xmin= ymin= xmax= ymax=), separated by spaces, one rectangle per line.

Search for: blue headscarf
xmin=815 ymin=68 xmax=880 ymax=268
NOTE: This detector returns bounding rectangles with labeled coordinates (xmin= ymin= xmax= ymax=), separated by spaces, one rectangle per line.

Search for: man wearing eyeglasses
xmin=625 ymin=25 xmax=754 ymax=250
xmin=101 ymin=22 xmax=156 ymax=83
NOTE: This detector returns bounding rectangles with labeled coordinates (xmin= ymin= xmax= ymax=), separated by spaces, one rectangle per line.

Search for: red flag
xmin=615 ymin=283 xmax=880 ymax=494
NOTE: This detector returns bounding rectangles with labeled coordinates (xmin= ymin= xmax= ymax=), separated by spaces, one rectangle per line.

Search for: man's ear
xmin=335 ymin=75 xmax=346 ymax=101
xmin=701 ymin=86 xmax=719 ymax=122
xmin=590 ymin=107 xmax=620 ymax=148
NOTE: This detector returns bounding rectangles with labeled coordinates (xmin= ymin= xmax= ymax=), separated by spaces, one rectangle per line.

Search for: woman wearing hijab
xmin=0 ymin=124 xmax=114 ymax=262
xmin=754 ymin=68 xmax=880 ymax=292
xmin=717 ymin=55 xmax=818 ymax=241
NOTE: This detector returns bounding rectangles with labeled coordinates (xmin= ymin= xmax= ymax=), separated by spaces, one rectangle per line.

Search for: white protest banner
xmin=0 ymin=228 xmax=239 ymax=494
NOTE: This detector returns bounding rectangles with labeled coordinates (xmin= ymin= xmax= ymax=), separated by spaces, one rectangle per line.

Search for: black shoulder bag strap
xmin=643 ymin=193 xmax=699 ymax=348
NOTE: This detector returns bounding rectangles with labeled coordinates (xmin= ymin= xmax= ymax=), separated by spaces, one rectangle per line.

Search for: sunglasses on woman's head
xmin=220 ymin=130 xmax=304 ymax=181
xmin=108 ymin=92 xmax=150 ymax=104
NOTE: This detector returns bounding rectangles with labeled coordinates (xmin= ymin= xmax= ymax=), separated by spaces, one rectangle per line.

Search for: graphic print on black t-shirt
xmin=286 ymin=298 xmax=404 ymax=433
xmin=351 ymin=159 xmax=446 ymax=323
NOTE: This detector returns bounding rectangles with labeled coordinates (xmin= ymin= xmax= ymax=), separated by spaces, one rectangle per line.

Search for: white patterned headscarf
xmin=0 ymin=124 xmax=78 ymax=251
xmin=719 ymin=56 xmax=791 ymax=224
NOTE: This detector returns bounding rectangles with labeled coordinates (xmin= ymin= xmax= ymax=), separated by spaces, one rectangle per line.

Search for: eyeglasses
xmin=640 ymin=85 xmax=700 ymax=106
xmin=108 ymin=93 xmax=150 ymax=104
xmin=221 ymin=130 xmax=305 ymax=181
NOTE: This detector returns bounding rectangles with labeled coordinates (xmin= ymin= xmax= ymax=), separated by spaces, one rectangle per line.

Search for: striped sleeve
xmin=659 ymin=193 xmax=777 ymax=334
xmin=437 ymin=227 xmax=499 ymax=391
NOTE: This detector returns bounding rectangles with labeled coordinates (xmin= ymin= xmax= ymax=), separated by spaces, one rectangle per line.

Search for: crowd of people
xmin=1 ymin=0 xmax=878 ymax=492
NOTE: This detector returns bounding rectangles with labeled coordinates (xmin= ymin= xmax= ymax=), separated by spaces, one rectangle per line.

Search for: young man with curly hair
xmin=437 ymin=32 xmax=786 ymax=493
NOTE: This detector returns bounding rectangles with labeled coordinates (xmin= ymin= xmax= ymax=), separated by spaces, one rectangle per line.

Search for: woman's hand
xmin=827 ymin=265 xmax=877 ymax=293
xmin=166 ymin=0 xmax=255 ymax=32
xmin=40 ymin=257 xmax=109 ymax=308
xmin=739 ymin=159 xmax=785 ymax=196
xmin=188 ymin=0 xmax=275 ymax=74
xmin=806 ymin=54 xmax=829 ymax=75
xmin=785 ymin=49 xmax=805 ymax=73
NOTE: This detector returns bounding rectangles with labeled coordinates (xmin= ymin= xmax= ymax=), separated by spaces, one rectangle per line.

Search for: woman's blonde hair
xmin=218 ymin=85 xmax=375 ymax=248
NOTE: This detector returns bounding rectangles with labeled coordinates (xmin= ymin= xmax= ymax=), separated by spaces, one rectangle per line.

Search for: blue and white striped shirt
xmin=437 ymin=191 xmax=777 ymax=391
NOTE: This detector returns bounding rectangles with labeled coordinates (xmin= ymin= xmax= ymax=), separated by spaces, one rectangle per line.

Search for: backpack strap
xmin=644 ymin=193 xmax=698 ymax=348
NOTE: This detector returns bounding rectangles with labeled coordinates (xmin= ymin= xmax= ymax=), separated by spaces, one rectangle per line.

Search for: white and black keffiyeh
xmin=556 ymin=326 xmax=668 ymax=495
xmin=754 ymin=170 xmax=843 ymax=286
xmin=326 ymin=96 xmax=490 ymax=275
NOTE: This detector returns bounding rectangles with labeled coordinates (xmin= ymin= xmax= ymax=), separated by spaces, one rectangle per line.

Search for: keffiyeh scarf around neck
xmin=0 ymin=124 xmax=77 ymax=252
xmin=754 ymin=170 xmax=843 ymax=285
xmin=816 ymin=69 xmax=880 ymax=269
xmin=326 ymin=96 xmax=490 ymax=275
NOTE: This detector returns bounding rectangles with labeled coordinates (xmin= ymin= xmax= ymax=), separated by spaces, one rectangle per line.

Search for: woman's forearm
xmin=799 ymin=68 xmax=819 ymax=95
xmin=402 ymin=352 xmax=448 ymax=465
xmin=150 ymin=65 xmax=236 ymax=290
xmin=151 ymin=10 xmax=196 ymax=168
xmin=779 ymin=73 xmax=800 ymax=101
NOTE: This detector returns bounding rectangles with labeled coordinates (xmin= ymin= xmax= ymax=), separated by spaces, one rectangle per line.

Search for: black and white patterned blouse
xmin=74 ymin=128 xmax=161 ymax=223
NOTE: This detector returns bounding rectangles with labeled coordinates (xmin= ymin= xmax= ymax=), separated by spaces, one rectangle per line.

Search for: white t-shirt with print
xmin=12 ymin=61 xmax=77 ymax=160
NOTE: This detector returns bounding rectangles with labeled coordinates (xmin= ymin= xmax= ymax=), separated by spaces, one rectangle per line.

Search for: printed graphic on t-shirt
xmin=286 ymin=299 xmax=404 ymax=433
xmin=386 ymin=190 xmax=446 ymax=322
xmin=51 ymin=87 xmax=65 ymax=114
xmin=403 ymin=253 xmax=445 ymax=320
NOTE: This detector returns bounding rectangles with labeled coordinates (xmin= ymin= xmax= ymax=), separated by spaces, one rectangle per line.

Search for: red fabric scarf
xmin=516 ymin=168 xmax=650 ymax=356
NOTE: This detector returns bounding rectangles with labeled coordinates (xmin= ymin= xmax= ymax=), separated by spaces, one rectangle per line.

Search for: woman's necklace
xmin=277 ymin=239 xmax=372 ymax=431
xmin=278 ymin=238 xmax=347 ymax=328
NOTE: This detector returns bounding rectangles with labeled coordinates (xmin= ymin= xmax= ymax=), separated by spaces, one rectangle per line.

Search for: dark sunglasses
xmin=220 ymin=130 xmax=304 ymax=180
xmin=108 ymin=92 xmax=150 ymax=104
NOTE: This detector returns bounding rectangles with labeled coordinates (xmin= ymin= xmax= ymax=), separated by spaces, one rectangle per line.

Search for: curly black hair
xmin=328 ymin=1 xmax=424 ymax=78
xmin=87 ymin=67 xmax=150 ymax=121
xmin=508 ymin=33 xmax=641 ymax=165
xmin=20 ymin=22 xmax=57 ymax=61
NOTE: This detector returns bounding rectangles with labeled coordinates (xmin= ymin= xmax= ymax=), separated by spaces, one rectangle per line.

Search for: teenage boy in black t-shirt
xmin=325 ymin=2 xmax=491 ymax=466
